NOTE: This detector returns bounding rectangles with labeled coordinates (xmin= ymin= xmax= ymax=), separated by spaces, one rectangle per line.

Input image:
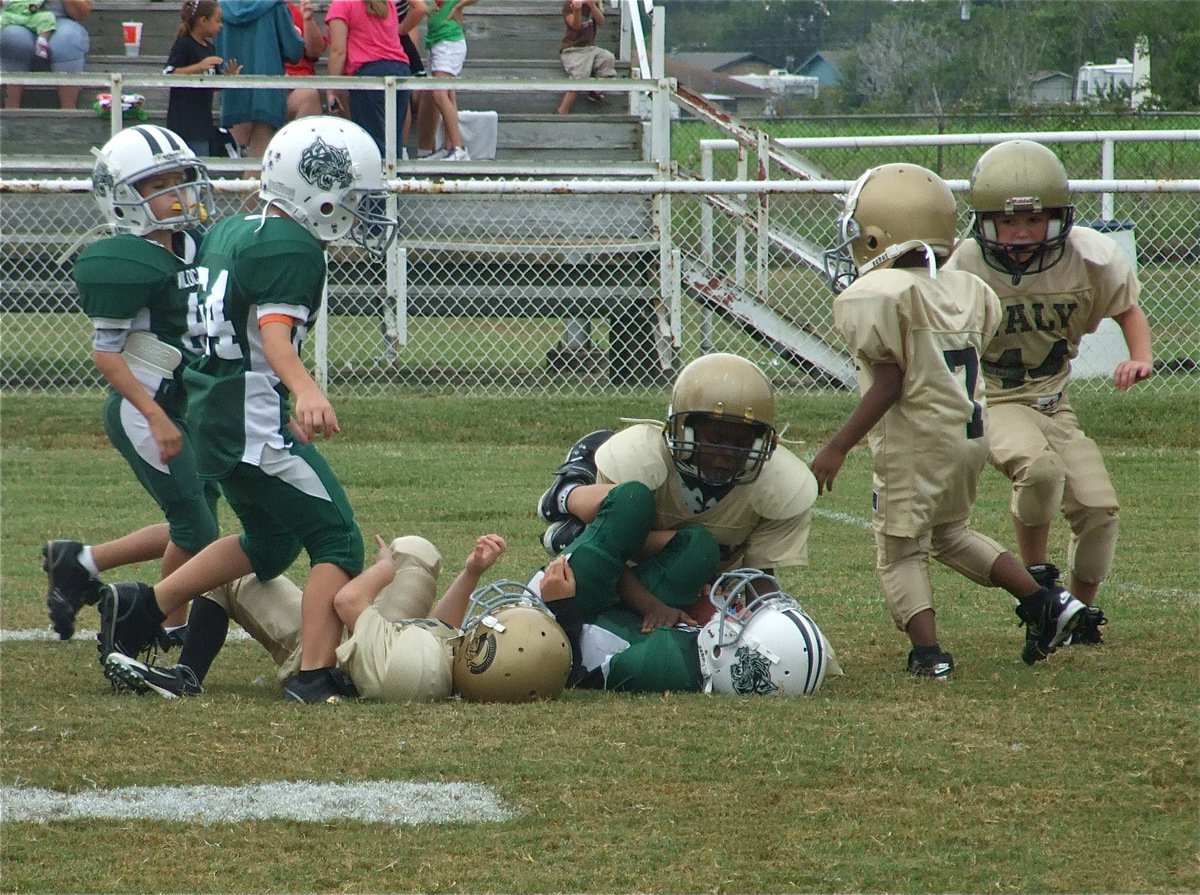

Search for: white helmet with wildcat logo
xmin=90 ymin=124 xmax=212 ymax=235
xmin=698 ymin=568 xmax=829 ymax=696
xmin=258 ymin=115 xmax=398 ymax=255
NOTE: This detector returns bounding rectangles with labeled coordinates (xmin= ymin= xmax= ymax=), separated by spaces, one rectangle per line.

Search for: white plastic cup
xmin=122 ymin=21 xmax=142 ymax=57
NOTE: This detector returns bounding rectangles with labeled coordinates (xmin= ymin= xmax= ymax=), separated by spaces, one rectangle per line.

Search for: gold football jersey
xmin=595 ymin=424 xmax=817 ymax=571
xmin=834 ymin=268 xmax=1002 ymax=537
xmin=945 ymin=227 xmax=1139 ymax=406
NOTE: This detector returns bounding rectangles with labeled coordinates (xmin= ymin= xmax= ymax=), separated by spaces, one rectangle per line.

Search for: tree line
xmin=660 ymin=0 xmax=1200 ymax=112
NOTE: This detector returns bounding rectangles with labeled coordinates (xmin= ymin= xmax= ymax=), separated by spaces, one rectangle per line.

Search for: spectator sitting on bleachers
xmin=1 ymin=0 xmax=91 ymax=110
xmin=1 ymin=0 xmax=59 ymax=62
xmin=285 ymin=0 xmax=328 ymax=121
xmin=556 ymin=0 xmax=614 ymax=116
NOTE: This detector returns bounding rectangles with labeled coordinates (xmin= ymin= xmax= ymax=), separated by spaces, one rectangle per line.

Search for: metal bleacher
xmin=0 ymin=2 xmax=674 ymax=386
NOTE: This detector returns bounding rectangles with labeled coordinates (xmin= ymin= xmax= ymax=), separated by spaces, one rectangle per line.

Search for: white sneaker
xmin=444 ymin=147 xmax=470 ymax=161
xmin=417 ymin=148 xmax=450 ymax=161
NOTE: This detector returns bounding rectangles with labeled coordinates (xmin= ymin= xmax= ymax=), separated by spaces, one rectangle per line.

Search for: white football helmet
xmin=452 ymin=581 xmax=572 ymax=703
xmin=258 ymin=116 xmax=399 ymax=255
xmin=90 ymin=125 xmax=212 ymax=235
xmin=664 ymin=353 xmax=778 ymax=487
xmin=698 ymin=568 xmax=829 ymax=696
xmin=823 ymin=163 xmax=958 ymax=294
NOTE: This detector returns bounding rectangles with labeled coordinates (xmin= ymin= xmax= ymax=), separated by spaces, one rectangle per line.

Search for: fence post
xmin=110 ymin=73 xmax=123 ymax=140
xmin=1101 ymin=137 xmax=1115 ymax=220
xmin=700 ymin=145 xmax=714 ymax=352
xmin=755 ymin=130 xmax=769 ymax=304
xmin=315 ymin=275 xmax=329 ymax=391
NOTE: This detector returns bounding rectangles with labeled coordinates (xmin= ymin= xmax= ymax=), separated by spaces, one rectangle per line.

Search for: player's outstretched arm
xmin=430 ymin=534 xmax=507 ymax=627
xmin=1112 ymin=305 xmax=1154 ymax=391
xmin=333 ymin=535 xmax=398 ymax=633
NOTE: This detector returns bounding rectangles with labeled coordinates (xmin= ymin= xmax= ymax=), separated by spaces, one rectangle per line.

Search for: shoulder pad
xmin=75 ymin=234 xmax=179 ymax=286
xmin=1070 ymin=226 xmax=1134 ymax=271
xmin=595 ymin=424 xmax=670 ymax=489
xmin=749 ymin=446 xmax=818 ymax=519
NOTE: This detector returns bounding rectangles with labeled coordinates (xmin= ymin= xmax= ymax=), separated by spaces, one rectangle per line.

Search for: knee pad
xmin=932 ymin=523 xmax=1006 ymax=588
xmin=671 ymin=524 xmax=720 ymax=571
xmin=606 ymin=480 xmax=656 ymax=528
xmin=374 ymin=536 xmax=442 ymax=622
xmin=1011 ymin=451 xmax=1066 ymax=526
xmin=875 ymin=534 xmax=933 ymax=632
xmin=1067 ymin=508 xmax=1119 ymax=585
xmin=240 ymin=531 xmax=303 ymax=583
xmin=635 ymin=524 xmax=720 ymax=611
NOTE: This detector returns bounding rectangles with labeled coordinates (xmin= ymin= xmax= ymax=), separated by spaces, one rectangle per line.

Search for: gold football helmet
xmin=823 ymin=163 xmax=958 ymax=294
xmin=665 ymin=353 xmax=777 ymax=487
xmin=968 ymin=140 xmax=1075 ymax=284
xmin=452 ymin=581 xmax=572 ymax=703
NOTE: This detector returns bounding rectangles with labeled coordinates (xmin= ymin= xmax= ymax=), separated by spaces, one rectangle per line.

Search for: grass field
xmin=1 ymin=391 xmax=1197 ymax=893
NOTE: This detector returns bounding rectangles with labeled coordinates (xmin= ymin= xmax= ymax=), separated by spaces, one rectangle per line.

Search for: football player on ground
xmin=103 ymin=534 xmax=571 ymax=704
xmin=535 ymin=353 xmax=821 ymax=691
xmin=45 ymin=126 xmax=221 ymax=644
xmin=525 ymin=550 xmax=841 ymax=695
xmin=944 ymin=140 xmax=1154 ymax=645
xmin=95 ymin=116 xmax=401 ymax=705
xmin=811 ymin=163 xmax=1085 ymax=678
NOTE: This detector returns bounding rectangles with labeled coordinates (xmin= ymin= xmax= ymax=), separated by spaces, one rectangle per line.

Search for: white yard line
xmin=0 ymin=780 xmax=512 ymax=824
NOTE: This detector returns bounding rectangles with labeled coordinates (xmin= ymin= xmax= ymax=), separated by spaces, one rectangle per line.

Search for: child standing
xmin=96 ymin=117 xmax=401 ymax=706
xmin=813 ymin=163 xmax=1085 ymax=677
xmin=945 ymin=140 xmax=1154 ymax=645
xmin=165 ymin=0 xmax=242 ymax=157
xmin=54 ymin=125 xmax=221 ymax=642
xmin=416 ymin=0 xmax=478 ymax=161
xmin=1 ymin=0 xmax=57 ymax=60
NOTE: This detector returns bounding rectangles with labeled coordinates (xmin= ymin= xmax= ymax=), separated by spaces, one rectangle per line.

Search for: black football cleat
xmin=542 ymin=517 xmax=585 ymax=557
xmin=907 ymin=647 xmax=954 ymax=679
xmin=104 ymin=653 xmax=202 ymax=698
xmin=281 ymin=668 xmax=358 ymax=705
xmin=1017 ymin=588 xmax=1086 ymax=665
xmin=97 ymin=582 xmax=164 ymax=662
xmin=1065 ymin=605 xmax=1107 ymax=646
xmin=43 ymin=540 xmax=103 ymax=640
xmin=537 ymin=429 xmax=615 ymax=523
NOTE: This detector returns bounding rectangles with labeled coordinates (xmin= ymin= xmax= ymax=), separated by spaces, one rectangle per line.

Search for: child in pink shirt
xmin=325 ymin=0 xmax=424 ymax=154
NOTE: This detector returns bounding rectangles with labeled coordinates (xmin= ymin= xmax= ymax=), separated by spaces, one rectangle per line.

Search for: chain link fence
xmin=3 ymin=123 xmax=1197 ymax=397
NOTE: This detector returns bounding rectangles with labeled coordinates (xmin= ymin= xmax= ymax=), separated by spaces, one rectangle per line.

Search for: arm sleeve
xmin=835 ymin=288 xmax=907 ymax=368
xmin=277 ymin=3 xmax=307 ymax=64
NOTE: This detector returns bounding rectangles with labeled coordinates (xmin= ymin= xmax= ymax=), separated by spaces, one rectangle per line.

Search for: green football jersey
xmin=73 ymin=231 xmax=204 ymax=414
xmin=183 ymin=214 xmax=327 ymax=478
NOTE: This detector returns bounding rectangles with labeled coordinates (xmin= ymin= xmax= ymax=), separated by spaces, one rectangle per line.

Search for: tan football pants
xmin=987 ymin=402 xmax=1119 ymax=585
xmin=875 ymin=521 xmax=1008 ymax=631
xmin=200 ymin=535 xmax=442 ymax=681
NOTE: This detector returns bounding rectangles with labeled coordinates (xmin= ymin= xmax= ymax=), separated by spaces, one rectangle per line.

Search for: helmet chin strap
xmin=859 ymin=240 xmax=940 ymax=279
xmin=56 ymin=223 xmax=118 ymax=266
xmin=255 ymin=195 xmax=291 ymax=234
